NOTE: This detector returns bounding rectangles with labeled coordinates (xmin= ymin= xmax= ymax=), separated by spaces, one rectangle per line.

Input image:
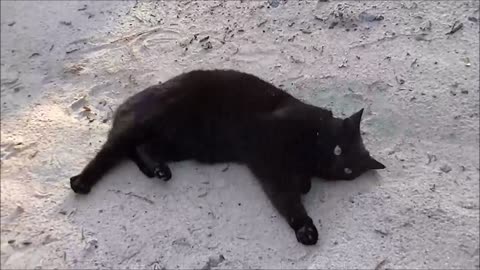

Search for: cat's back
xmin=115 ymin=69 xmax=296 ymax=123
xmin=178 ymin=69 xmax=294 ymax=112
xmin=179 ymin=69 xmax=282 ymax=95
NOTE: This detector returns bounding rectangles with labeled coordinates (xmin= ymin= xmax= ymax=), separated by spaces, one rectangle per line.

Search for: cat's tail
xmin=70 ymin=133 xmax=131 ymax=194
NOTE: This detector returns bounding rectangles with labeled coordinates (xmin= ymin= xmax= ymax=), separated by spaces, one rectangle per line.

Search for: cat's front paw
xmin=70 ymin=175 xmax=91 ymax=194
xmin=295 ymin=218 xmax=318 ymax=245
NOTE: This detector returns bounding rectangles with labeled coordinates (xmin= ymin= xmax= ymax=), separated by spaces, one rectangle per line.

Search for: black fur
xmin=70 ymin=69 xmax=385 ymax=245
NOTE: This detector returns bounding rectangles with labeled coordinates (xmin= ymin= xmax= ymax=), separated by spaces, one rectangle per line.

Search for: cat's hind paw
xmin=295 ymin=219 xmax=318 ymax=245
xmin=70 ymin=175 xmax=91 ymax=194
xmin=153 ymin=165 xmax=172 ymax=181
xmin=300 ymin=179 xmax=311 ymax=194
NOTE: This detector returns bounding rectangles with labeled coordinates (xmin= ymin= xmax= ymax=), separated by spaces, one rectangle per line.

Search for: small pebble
xmin=468 ymin=16 xmax=478 ymax=23
xmin=328 ymin=21 xmax=338 ymax=29
xmin=359 ymin=11 xmax=384 ymax=22
xmin=268 ymin=0 xmax=280 ymax=8
xmin=8 ymin=239 xmax=15 ymax=244
xmin=201 ymin=41 xmax=213 ymax=50
xmin=440 ymin=164 xmax=452 ymax=173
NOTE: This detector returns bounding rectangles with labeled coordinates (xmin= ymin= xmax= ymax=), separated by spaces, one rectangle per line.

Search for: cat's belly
xmin=174 ymin=139 xmax=240 ymax=164
xmin=165 ymin=125 xmax=244 ymax=164
xmin=164 ymin=146 xmax=238 ymax=164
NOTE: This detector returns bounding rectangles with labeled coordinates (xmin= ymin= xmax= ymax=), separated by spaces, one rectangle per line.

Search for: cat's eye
xmin=334 ymin=145 xmax=342 ymax=156
xmin=344 ymin=168 xmax=352 ymax=174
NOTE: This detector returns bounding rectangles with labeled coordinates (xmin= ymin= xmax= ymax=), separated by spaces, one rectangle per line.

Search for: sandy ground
xmin=1 ymin=1 xmax=479 ymax=269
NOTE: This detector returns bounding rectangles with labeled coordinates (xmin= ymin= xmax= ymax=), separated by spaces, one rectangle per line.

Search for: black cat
xmin=70 ymin=69 xmax=385 ymax=245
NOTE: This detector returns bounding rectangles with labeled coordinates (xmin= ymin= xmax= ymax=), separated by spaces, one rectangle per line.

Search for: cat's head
xmin=319 ymin=108 xmax=385 ymax=180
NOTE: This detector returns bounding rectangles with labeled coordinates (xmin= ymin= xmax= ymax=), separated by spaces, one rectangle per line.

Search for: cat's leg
xmin=261 ymin=180 xmax=318 ymax=245
xmin=129 ymin=143 xmax=172 ymax=181
xmin=129 ymin=146 xmax=155 ymax=178
xmin=299 ymin=178 xmax=312 ymax=194
xmin=70 ymin=135 xmax=128 ymax=194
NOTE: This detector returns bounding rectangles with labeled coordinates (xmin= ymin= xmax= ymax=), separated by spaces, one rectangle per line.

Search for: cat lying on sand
xmin=70 ymin=69 xmax=385 ymax=245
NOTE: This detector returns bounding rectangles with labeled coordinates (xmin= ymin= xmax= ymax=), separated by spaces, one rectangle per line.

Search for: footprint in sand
xmin=69 ymin=92 xmax=113 ymax=123
xmin=0 ymin=68 xmax=23 ymax=94
xmin=69 ymin=95 xmax=96 ymax=122
xmin=1 ymin=142 xmax=37 ymax=161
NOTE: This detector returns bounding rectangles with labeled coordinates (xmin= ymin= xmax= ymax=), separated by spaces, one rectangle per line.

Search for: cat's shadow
xmin=310 ymin=170 xmax=381 ymax=204
xmin=61 ymin=162 xmax=384 ymax=254
xmin=303 ymin=170 xmax=383 ymax=245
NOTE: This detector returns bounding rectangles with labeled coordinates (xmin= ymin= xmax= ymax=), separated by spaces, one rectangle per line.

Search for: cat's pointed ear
xmin=344 ymin=108 xmax=364 ymax=134
xmin=349 ymin=108 xmax=364 ymax=129
xmin=365 ymin=157 xmax=386 ymax=170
